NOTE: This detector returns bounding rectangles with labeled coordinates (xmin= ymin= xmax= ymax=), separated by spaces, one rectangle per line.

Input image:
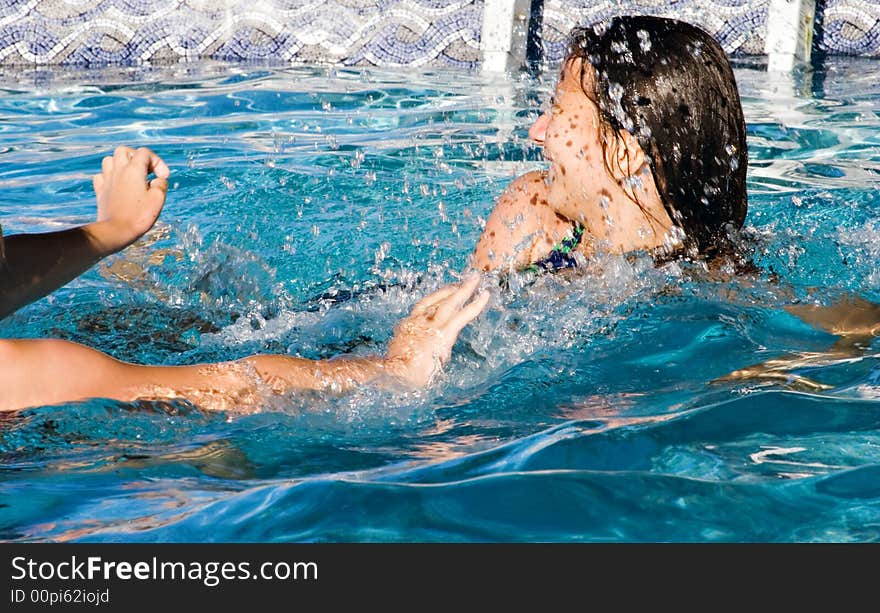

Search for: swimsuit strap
xmin=551 ymin=223 xmax=584 ymax=256
xmin=525 ymin=223 xmax=585 ymax=273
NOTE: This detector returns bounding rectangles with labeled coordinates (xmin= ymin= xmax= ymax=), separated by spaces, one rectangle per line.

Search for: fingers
xmin=113 ymin=145 xmax=135 ymax=165
xmin=412 ymin=274 xmax=482 ymax=318
xmin=447 ymin=289 xmax=489 ymax=334
xmin=92 ymin=173 xmax=104 ymax=194
xmin=148 ymin=177 xmax=169 ymax=204
xmin=435 ymin=273 xmax=481 ymax=321
xmin=105 ymin=146 xmax=171 ymax=195
xmin=411 ymin=284 xmax=459 ymax=315
xmin=132 ymin=147 xmax=170 ymax=179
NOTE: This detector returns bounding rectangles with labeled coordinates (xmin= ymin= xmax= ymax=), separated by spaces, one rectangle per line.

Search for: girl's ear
xmin=603 ymin=127 xmax=648 ymax=181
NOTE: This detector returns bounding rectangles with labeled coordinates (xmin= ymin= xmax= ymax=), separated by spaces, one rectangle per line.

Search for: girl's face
xmin=528 ymin=58 xmax=615 ymax=222
xmin=527 ymin=58 xmax=674 ymax=254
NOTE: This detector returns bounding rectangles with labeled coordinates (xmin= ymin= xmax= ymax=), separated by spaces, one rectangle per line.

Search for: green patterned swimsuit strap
xmin=526 ymin=223 xmax=585 ymax=273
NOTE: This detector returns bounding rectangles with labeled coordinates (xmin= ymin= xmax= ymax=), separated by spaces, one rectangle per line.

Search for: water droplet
xmin=373 ymin=241 xmax=391 ymax=267
xmin=607 ymin=82 xmax=633 ymax=130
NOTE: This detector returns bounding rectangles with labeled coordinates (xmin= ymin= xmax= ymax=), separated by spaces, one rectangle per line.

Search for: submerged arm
xmin=0 ymin=275 xmax=489 ymax=412
xmin=715 ymin=294 xmax=880 ymax=391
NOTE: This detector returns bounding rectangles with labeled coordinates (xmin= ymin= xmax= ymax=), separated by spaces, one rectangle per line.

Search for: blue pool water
xmin=2 ymin=58 xmax=880 ymax=542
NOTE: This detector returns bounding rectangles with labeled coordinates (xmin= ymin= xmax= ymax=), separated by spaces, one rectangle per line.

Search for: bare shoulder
xmin=496 ymin=170 xmax=550 ymax=208
xmin=470 ymin=171 xmax=573 ymax=272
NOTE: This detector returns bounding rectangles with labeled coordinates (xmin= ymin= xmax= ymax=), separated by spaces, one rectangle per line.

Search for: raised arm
xmin=0 ymin=146 xmax=169 ymax=319
xmin=0 ymin=275 xmax=490 ymax=413
xmin=470 ymin=170 xmax=575 ymax=272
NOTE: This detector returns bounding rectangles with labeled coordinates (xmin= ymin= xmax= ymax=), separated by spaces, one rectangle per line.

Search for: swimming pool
xmin=1 ymin=57 xmax=880 ymax=542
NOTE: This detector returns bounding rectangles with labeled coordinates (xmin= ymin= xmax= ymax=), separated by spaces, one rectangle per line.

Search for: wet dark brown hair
xmin=567 ymin=16 xmax=748 ymax=258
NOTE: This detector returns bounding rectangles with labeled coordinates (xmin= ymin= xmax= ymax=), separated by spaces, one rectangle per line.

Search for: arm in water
xmin=0 ymin=146 xmax=169 ymax=319
xmin=0 ymin=275 xmax=489 ymax=412
xmin=716 ymin=294 xmax=880 ymax=391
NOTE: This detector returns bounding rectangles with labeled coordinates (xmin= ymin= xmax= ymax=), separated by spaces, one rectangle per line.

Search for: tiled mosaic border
xmin=0 ymin=0 xmax=879 ymax=67
xmin=0 ymin=0 xmax=484 ymax=67
xmin=820 ymin=0 xmax=880 ymax=56
xmin=538 ymin=0 xmax=770 ymax=65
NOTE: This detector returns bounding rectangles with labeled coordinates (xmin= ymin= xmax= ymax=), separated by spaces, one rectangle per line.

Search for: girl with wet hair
xmin=471 ymin=15 xmax=749 ymax=272
xmin=471 ymin=17 xmax=880 ymax=389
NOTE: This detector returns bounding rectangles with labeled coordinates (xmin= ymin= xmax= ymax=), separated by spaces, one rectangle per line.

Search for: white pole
xmin=481 ymin=0 xmax=532 ymax=73
xmin=765 ymin=0 xmax=817 ymax=72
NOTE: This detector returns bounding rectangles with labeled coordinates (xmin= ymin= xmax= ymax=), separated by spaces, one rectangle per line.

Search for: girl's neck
xmin=581 ymin=171 xmax=676 ymax=255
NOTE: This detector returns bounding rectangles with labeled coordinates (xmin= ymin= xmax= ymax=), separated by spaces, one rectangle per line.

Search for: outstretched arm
xmin=470 ymin=171 xmax=575 ymax=272
xmin=0 ymin=146 xmax=169 ymax=319
xmin=0 ymin=275 xmax=490 ymax=413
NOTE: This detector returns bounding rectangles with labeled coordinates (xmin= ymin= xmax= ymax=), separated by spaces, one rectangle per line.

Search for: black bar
xmin=0 ymin=542 xmax=875 ymax=609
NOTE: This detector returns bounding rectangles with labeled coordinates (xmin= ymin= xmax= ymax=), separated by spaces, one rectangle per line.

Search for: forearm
xmin=138 ymin=354 xmax=406 ymax=411
xmin=241 ymin=354 xmax=399 ymax=393
xmin=0 ymin=339 xmax=398 ymax=413
xmin=0 ymin=222 xmax=115 ymax=318
xmin=119 ymin=353 xmax=407 ymax=413
xmin=0 ymin=274 xmax=485 ymax=412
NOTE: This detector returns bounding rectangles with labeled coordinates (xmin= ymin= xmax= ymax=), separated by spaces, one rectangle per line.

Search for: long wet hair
xmin=567 ymin=16 xmax=748 ymax=258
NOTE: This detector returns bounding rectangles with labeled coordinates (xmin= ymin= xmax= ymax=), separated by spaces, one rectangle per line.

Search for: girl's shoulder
xmin=472 ymin=171 xmax=574 ymax=272
xmin=500 ymin=170 xmax=549 ymax=202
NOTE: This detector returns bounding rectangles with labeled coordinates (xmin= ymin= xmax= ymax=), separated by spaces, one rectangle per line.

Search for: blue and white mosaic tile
xmin=1 ymin=0 xmax=878 ymax=67
xmin=821 ymin=0 xmax=880 ymax=56
xmin=538 ymin=0 xmax=770 ymax=65
xmin=0 ymin=0 xmax=484 ymax=67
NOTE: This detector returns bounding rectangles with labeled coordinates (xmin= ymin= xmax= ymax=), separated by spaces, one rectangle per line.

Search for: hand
xmin=384 ymin=274 xmax=490 ymax=387
xmin=89 ymin=146 xmax=170 ymax=255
